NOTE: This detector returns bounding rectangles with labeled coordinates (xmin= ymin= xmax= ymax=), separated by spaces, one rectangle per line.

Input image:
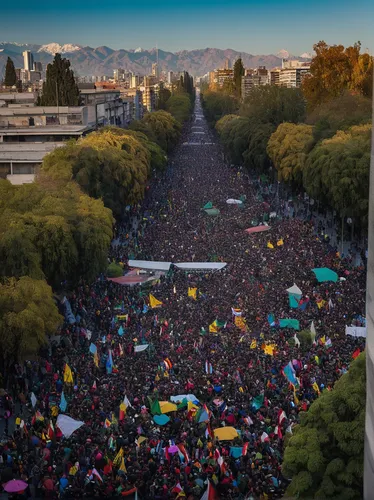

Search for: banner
xmin=56 ymin=415 xmax=84 ymax=438
xmin=134 ymin=344 xmax=149 ymax=352
xmin=345 ymin=326 xmax=367 ymax=338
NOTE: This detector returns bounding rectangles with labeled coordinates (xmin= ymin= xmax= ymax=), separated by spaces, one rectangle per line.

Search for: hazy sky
xmin=2 ymin=0 xmax=373 ymax=54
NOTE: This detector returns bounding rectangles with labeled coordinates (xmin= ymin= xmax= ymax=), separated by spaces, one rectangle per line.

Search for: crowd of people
xmin=0 ymin=95 xmax=367 ymax=499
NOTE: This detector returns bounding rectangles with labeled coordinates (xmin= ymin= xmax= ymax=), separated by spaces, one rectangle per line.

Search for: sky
xmin=1 ymin=0 xmax=373 ymax=54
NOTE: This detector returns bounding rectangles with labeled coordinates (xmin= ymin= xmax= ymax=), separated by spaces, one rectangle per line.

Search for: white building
xmin=23 ymin=50 xmax=34 ymax=71
xmin=279 ymin=60 xmax=311 ymax=88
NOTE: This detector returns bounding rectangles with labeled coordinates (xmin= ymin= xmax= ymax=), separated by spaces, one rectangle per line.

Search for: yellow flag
xmin=267 ymin=242 xmax=274 ymax=249
xmin=149 ymin=294 xmax=162 ymax=308
xmin=264 ymin=345 xmax=274 ymax=356
xmin=292 ymin=385 xmax=299 ymax=405
xmin=209 ymin=322 xmax=218 ymax=333
xmin=187 ymin=401 xmax=199 ymax=412
xmin=313 ymin=382 xmax=320 ymax=395
xmin=317 ymin=300 xmax=326 ymax=309
xmin=113 ymin=447 xmax=124 ymax=466
xmin=64 ymin=364 xmax=73 ymax=384
xmin=188 ymin=287 xmax=197 ymax=300
xmin=119 ymin=456 xmax=127 ymax=473
xmin=250 ymin=339 xmax=257 ymax=349
xmin=277 ymin=239 xmax=284 ymax=246
xmin=93 ymin=351 xmax=99 ymax=368
xmin=320 ymin=335 xmax=326 ymax=345
xmin=235 ymin=316 xmax=247 ymax=331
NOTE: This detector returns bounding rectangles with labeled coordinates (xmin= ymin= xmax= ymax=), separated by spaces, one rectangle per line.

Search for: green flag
xmin=252 ymin=394 xmax=264 ymax=411
xmin=177 ymin=398 xmax=188 ymax=410
xmin=203 ymin=202 xmax=213 ymax=209
xmin=151 ymin=399 xmax=161 ymax=415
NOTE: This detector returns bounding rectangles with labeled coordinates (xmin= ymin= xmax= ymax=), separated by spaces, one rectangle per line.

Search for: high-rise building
xmin=152 ymin=63 xmax=159 ymax=79
xmin=131 ymin=74 xmax=140 ymax=88
xmin=224 ymin=58 xmax=231 ymax=70
xmin=270 ymin=69 xmax=281 ymax=86
xmin=33 ymin=61 xmax=43 ymax=72
xmin=167 ymin=71 xmax=174 ymax=84
xmin=23 ymin=50 xmax=34 ymax=71
xmin=279 ymin=59 xmax=310 ymax=88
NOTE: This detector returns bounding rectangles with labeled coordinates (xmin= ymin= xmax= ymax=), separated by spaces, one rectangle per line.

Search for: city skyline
xmin=1 ymin=0 xmax=373 ymax=54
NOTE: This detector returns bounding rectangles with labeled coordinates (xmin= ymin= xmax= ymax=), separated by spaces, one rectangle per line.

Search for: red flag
xmin=352 ymin=348 xmax=361 ymax=359
xmin=242 ymin=442 xmax=249 ymax=456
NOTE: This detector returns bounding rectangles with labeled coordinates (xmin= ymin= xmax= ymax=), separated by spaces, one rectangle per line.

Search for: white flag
xmin=134 ymin=344 xmax=149 ymax=353
xmin=31 ymin=392 xmax=37 ymax=408
xmin=56 ymin=415 xmax=84 ymax=438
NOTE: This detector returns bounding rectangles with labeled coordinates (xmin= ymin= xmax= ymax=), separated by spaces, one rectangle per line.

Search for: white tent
xmin=128 ymin=260 xmax=171 ymax=271
xmin=286 ymin=284 xmax=302 ymax=295
xmin=175 ymin=262 xmax=226 ymax=270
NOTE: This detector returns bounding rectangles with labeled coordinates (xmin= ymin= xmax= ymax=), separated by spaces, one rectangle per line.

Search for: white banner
xmin=134 ymin=344 xmax=149 ymax=352
xmin=345 ymin=326 xmax=367 ymax=338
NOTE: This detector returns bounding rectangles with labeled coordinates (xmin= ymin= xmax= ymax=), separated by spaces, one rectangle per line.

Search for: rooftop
xmin=0 ymin=124 xmax=94 ymax=136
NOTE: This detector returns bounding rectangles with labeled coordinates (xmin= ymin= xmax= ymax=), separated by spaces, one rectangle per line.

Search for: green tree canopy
xmin=130 ymin=110 xmax=181 ymax=152
xmin=233 ymin=57 xmax=245 ymax=99
xmin=201 ymin=90 xmax=239 ymax=125
xmin=218 ymin=116 xmax=252 ymax=165
xmin=215 ymin=114 xmax=240 ymax=136
xmin=240 ymin=86 xmax=306 ymax=126
xmin=4 ymin=57 xmax=17 ymax=87
xmin=243 ymin=123 xmax=276 ymax=173
xmin=302 ymin=41 xmax=373 ymax=110
xmin=39 ymin=53 xmax=80 ymax=106
xmin=303 ymin=124 xmax=371 ymax=221
xmin=166 ymin=93 xmax=193 ymax=123
xmin=0 ymin=179 xmax=113 ymax=287
xmin=267 ymin=123 xmax=314 ymax=185
xmin=0 ymin=276 xmax=62 ymax=374
xmin=283 ymin=352 xmax=365 ymax=499
xmin=306 ymin=92 xmax=372 ymax=141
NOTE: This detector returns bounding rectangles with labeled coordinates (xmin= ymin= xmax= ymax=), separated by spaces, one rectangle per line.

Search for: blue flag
xmin=118 ymin=326 xmax=124 ymax=336
xmin=283 ymin=361 xmax=298 ymax=386
xmin=89 ymin=343 xmax=97 ymax=354
xmin=106 ymin=350 xmax=113 ymax=374
xmin=59 ymin=391 xmax=67 ymax=412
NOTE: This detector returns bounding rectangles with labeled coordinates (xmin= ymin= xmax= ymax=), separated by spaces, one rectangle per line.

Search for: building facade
xmin=279 ymin=60 xmax=311 ymax=88
xmin=23 ymin=50 xmax=34 ymax=71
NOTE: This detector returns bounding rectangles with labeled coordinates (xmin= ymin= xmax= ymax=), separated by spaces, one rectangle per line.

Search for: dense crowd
xmin=0 ymin=96 xmax=367 ymax=499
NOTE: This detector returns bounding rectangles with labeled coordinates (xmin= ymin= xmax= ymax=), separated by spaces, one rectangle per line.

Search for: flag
xmin=89 ymin=343 xmax=97 ymax=354
xmin=244 ymin=416 xmax=253 ymax=426
xmin=31 ymin=392 xmax=37 ymax=408
xmin=113 ymin=447 xmax=124 ymax=467
xmin=267 ymin=242 xmax=274 ymax=249
xmin=205 ymin=360 xmax=213 ymax=374
xmin=278 ymin=410 xmax=286 ymax=425
xmin=64 ymin=364 xmax=74 ymax=384
xmin=274 ymin=425 xmax=283 ymax=439
xmin=293 ymin=334 xmax=300 ymax=348
xmin=250 ymin=339 xmax=257 ymax=349
xmin=177 ymin=444 xmax=190 ymax=463
xmin=264 ymin=344 xmax=274 ymax=356
xmin=231 ymin=308 xmax=242 ymax=317
xmin=200 ymin=481 xmax=218 ymax=500
xmin=325 ymin=338 xmax=332 ymax=348
xmin=292 ymin=385 xmax=300 ymax=405
xmin=59 ymin=391 xmax=67 ymax=412
xmin=104 ymin=418 xmax=112 ymax=428
xmin=209 ymin=321 xmax=218 ymax=333
xmin=235 ymin=315 xmax=247 ymax=331
xmin=106 ymin=350 xmax=113 ymax=374
xmin=92 ymin=380 xmax=97 ymax=390
xmin=188 ymin=287 xmax=197 ymax=300
xmin=312 ymin=382 xmax=320 ymax=395
xmin=93 ymin=351 xmax=99 ymax=367
xmin=164 ymin=358 xmax=173 ymax=370
xmin=118 ymin=326 xmax=124 ymax=336
xmin=119 ymin=403 xmax=126 ymax=421
xmin=277 ymin=238 xmax=284 ymax=246
xmin=151 ymin=399 xmax=162 ymax=415
xmin=352 ymin=348 xmax=361 ymax=359
xmin=252 ymin=394 xmax=264 ymax=410
xmin=92 ymin=468 xmax=103 ymax=482
xmin=47 ymin=421 xmax=54 ymax=440
xmin=261 ymin=432 xmax=269 ymax=443
xmin=119 ymin=457 xmax=127 ymax=473
xmin=149 ymin=294 xmax=162 ymax=308
xmin=320 ymin=335 xmax=326 ymax=345
xmin=242 ymin=442 xmax=249 ymax=456
xmin=283 ymin=362 xmax=298 ymax=386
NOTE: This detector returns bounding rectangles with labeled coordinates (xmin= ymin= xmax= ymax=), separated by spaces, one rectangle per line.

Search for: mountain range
xmin=0 ymin=42 xmax=312 ymax=78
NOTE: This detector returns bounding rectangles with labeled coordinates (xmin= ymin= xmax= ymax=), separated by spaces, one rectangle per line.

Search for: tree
xmin=215 ymin=114 xmax=240 ymax=136
xmin=267 ymin=123 xmax=314 ymax=185
xmin=243 ymin=123 xmax=276 ymax=173
xmin=303 ymin=124 xmax=371 ymax=222
xmin=233 ymin=57 xmax=245 ymax=99
xmin=283 ymin=353 xmax=365 ymax=499
xmin=133 ymin=111 xmax=181 ymax=152
xmin=201 ymin=91 xmax=239 ymax=125
xmin=157 ymin=86 xmax=172 ymax=110
xmin=219 ymin=116 xmax=252 ymax=164
xmin=0 ymin=277 xmax=62 ymax=376
xmin=166 ymin=94 xmax=192 ymax=123
xmin=306 ymin=92 xmax=372 ymax=141
xmin=302 ymin=41 xmax=373 ymax=110
xmin=240 ymin=86 xmax=306 ymax=126
xmin=39 ymin=53 xmax=80 ymax=106
xmin=4 ymin=57 xmax=17 ymax=87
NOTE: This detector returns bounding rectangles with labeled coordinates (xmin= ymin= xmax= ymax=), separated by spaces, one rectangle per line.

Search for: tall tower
xmin=23 ymin=50 xmax=34 ymax=71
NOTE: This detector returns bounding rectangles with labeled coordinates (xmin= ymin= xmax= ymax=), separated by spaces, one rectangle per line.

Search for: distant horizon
xmin=1 ymin=0 xmax=372 ymax=55
xmin=0 ymin=40 xmax=315 ymax=57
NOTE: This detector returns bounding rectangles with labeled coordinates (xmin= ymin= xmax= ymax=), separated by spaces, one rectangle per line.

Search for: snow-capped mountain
xmin=300 ymin=52 xmax=313 ymax=59
xmin=134 ymin=47 xmax=144 ymax=53
xmin=277 ymin=49 xmax=291 ymax=59
xmin=37 ymin=43 xmax=82 ymax=55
